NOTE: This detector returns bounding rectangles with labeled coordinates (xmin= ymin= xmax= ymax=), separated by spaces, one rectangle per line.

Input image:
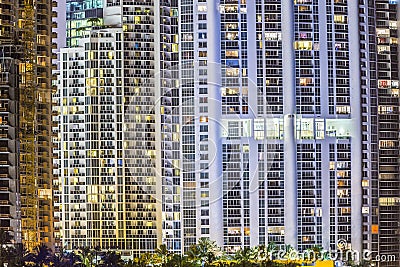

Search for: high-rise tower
xmin=374 ymin=0 xmax=400 ymax=265
xmin=0 ymin=0 xmax=55 ymax=249
xmin=55 ymin=0 xmax=400 ymax=264
xmin=0 ymin=0 xmax=20 ymax=244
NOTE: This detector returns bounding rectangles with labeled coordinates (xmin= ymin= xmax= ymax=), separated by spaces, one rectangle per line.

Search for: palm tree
xmin=30 ymin=245 xmax=53 ymax=267
xmin=186 ymin=238 xmax=220 ymax=267
xmin=254 ymin=244 xmax=278 ymax=267
xmin=233 ymin=247 xmax=254 ymax=267
xmin=87 ymin=17 xmax=102 ymax=27
xmin=77 ymin=247 xmax=95 ymax=267
xmin=155 ymin=244 xmax=171 ymax=267
xmin=66 ymin=250 xmax=84 ymax=266
xmin=211 ymin=252 xmax=231 ymax=267
xmin=0 ymin=230 xmax=11 ymax=266
xmin=137 ymin=252 xmax=153 ymax=267
xmin=99 ymin=251 xmax=124 ymax=267
xmin=0 ymin=244 xmax=31 ymax=267
xmin=310 ymin=245 xmax=324 ymax=261
xmin=169 ymin=254 xmax=193 ymax=267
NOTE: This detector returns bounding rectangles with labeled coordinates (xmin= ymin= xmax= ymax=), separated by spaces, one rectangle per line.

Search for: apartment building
xmin=375 ymin=0 xmax=400 ymax=265
xmin=0 ymin=0 xmax=55 ymax=249
xmin=55 ymin=0 xmax=399 ymax=264
xmin=66 ymin=0 xmax=103 ymax=47
xmin=54 ymin=2 xmax=162 ymax=256
xmin=0 ymin=1 xmax=20 ymax=242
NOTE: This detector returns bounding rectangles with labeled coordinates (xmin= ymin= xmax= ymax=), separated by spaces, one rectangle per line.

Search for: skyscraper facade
xmin=66 ymin=0 xmax=103 ymax=47
xmin=375 ymin=0 xmax=399 ymax=263
xmin=55 ymin=0 xmax=399 ymax=265
xmin=0 ymin=0 xmax=55 ymax=249
xmin=0 ymin=0 xmax=20 ymax=244
xmin=54 ymin=1 xmax=163 ymax=256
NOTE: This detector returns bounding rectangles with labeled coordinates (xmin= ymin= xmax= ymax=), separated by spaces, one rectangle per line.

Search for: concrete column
xmin=153 ymin=1 xmax=163 ymax=249
xmin=282 ymin=0 xmax=298 ymax=249
xmin=207 ymin=0 xmax=224 ymax=247
xmin=246 ymin=0 xmax=260 ymax=247
xmin=318 ymin=0 xmax=330 ymax=250
xmin=348 ymin=0 xmax=363 ymax=255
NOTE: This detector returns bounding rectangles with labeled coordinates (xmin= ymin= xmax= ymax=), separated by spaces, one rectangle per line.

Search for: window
xmin=294 ymin=41 xmax=313 ymax=50
xmin=200 ymin=125 xmax=208 ymax=132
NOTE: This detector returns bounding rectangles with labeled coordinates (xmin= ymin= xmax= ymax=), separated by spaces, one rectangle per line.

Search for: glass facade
xmin=66 ymin=0 xmax=103 ymax=47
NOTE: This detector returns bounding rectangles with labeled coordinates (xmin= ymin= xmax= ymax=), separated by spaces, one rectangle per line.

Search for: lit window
xmin=265 ymin=32 xmax=281 ymax=41
xmin=334 ymin=15 xmax=347 ymax=23
xmin=336 ymin=106 xmax=350 ymax=114
xmin=226 ymin=50 xmax=239 ymax=58
xmin=225 ymin=68 xmax=239 ymax=77
xmin=389 ymin=21 xmax=397 ymax=30
xmin=294 ymin=41 xmax=313 ymax=50
xmin=225 ymin=32 xmax=238 ymax=40
xmin=199 ymin=116 xmax=208 ymax=123
xmin=198 ymin=5 xmax=207 ymax=12
xmin=134 ymin=16 xmax=141 ymax=24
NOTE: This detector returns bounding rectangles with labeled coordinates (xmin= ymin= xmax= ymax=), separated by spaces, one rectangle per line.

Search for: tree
xmin=233 ymin=247 xmax=254 ymax=267
xmin=29 ymin=245 xmax=53 ymax=267
xmin=136 ymin=252 xmax=153 ymax=267
xmin=99 ymin=251 xmax=124 ymax=267
xmin=186 ymin=238 xmax=221 ymax=267
xmin=65 ymin=250 xmax=84 ymax=266
xmin=0 ymin=230 xmax=12 ymax=266
xmin=0 ymin=244 xmax=31 ymax=267
xmin=253 ymin=243 xmax=278 ymax=267
xmin=154 ymin=244 xmax=171 ymax=267
xmin=168 ymin=254 xmax=193 ymax=267
xmin=87 ymin=17 xmax=102 ymax=27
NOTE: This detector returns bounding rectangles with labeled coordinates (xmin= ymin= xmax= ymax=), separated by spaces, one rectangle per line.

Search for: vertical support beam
xmin=246 ymin=0 xmax=260 ymax=247
xmin=207 ymin=0 xmax=224 ymax=247
xmin=348 ymin=0 xmax=363 ymax=256
xmin=153 ymin=0 xmax=163 ymax=249
xmin=281 ymin=0 xmax=298 ymax=249
xmin=318 ymin=0 xmax=330 ymax=250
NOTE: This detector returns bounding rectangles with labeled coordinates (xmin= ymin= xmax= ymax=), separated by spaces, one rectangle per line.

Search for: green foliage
xmin=0 ymin=241 xmax=341 ymax=267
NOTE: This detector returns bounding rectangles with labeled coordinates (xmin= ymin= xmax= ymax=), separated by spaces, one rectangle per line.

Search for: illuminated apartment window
xmin=198 ymin=51 xmax=207 ymax=57
xmin=379 ymin=140 xmax=395 ymax=148
xmin=265 ymin=32 xmax=281 ymax=41
xmin=223 ymin=5 xmax=238 ymax=13
xmin=336 ymin=106 xmax=350 ymax=114
xmin=198 ymin=5 xmax=207 ymax=12
xmin=376 ymin=28 xmax=390 ymax=37
xmin=362 ymin=180 xmax=369 ymax=187
xmin=226 ymin=50 xmax=239 ymax=58
xmin=294 ymin=41 xmax=313 ymax=50
xmin=295 ymin=0 xmax=312 ymax=3
xmin=299 ymin=78 xmax=313 ymax=86
xmin=298 ymin=5 xmax=310 ymax=11
xmin=223 ymin=88 xmax=239 ymax=96
xmin=199 ymin=116 xmax=208 ymax=123
xmin=225 ymin=32 xmax=238 ymax=40
xmin=334 ymin=15 xmax=347 ymax=23
xmin=377 ymin=46 xmax=389 ymax=54
xmin=389 ymin=21 xmax=397 ymax=30
xmin=226 ymin=68 xmax=239 ymax=77
xmin=378 ymin=106 xmax=394 ymax=114
xmin=225 ymin=23 xmax=238 ymax=30
xmin=379 ymin=198 xmax=400 ymax=206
